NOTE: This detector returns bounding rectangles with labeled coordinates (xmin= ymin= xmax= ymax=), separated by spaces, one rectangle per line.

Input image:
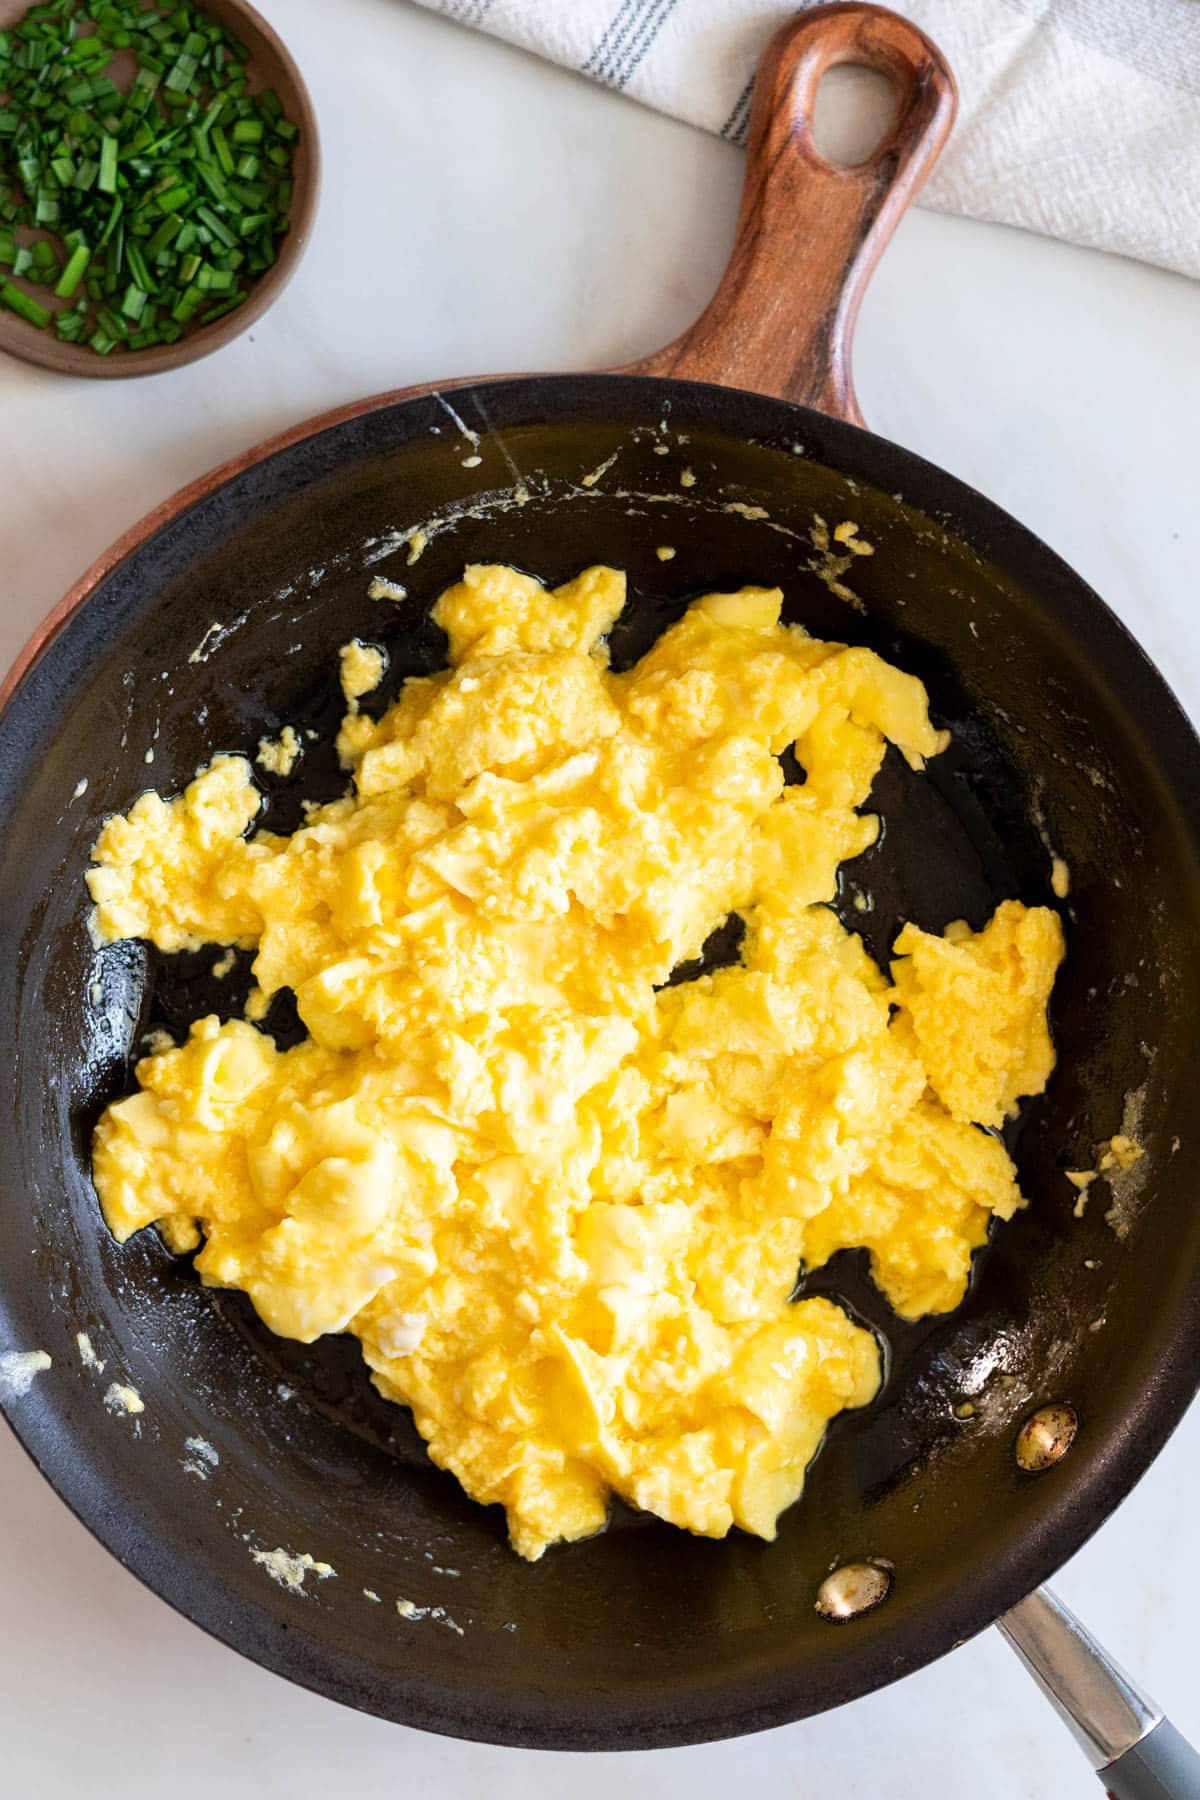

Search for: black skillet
xmin=1 ymin=5 xmax=1198 ymax=1788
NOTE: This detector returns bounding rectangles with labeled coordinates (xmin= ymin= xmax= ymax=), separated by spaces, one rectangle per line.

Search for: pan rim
xmin=2 ymin=371 xmax=1199 ymax=1751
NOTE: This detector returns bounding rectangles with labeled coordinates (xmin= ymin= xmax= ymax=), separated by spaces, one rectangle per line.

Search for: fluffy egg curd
xmin=87 ymin=564 xmax=1064 ymax=1560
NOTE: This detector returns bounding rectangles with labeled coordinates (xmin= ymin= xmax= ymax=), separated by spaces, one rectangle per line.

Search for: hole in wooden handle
xmin=812 ymin=63 xmax=901 ymax=168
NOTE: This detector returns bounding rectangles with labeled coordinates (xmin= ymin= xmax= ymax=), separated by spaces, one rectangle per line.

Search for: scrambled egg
xmin=87 ymin=565 xmax=1064 ymax=1560
xmin=256 ymin=725 xmax=302 ymax=778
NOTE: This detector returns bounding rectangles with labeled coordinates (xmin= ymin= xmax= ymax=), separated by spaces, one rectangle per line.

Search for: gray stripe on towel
xmin=720 ymin=74 xmax=755 ymax=143
xmin=583 ymin=0 xmax=653 ymax=82
xmin=616 ymin=0 xmax=680 ymax=90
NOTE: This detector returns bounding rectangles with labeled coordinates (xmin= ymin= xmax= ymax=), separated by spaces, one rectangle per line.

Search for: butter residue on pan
xmin=104 ymin=1381 xmax=144 ymax=1416
xmin=1067 ymin=1089 xmax=1147 ymax=1228
xmin=0 ymin=1349 xmax=51 ymax=1401
xmin=397 ymin=1598 xmax=465 ymax=1635
xmin=251 ymin=1546 xmax=335 ymax=1593
xmin=182 ymin=1436 xmax=219 ymax=1480
xmin=808 ymin=515 xmax=875 ymax=610
xmin=368 ymin=577 xmax=407 ymax=602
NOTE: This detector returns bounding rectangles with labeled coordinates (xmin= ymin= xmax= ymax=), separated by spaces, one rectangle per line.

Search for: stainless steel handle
xmin=999 ymin=1586 xmax=1200 ymax=1798
xmin=1000 ymin=1587 xmax=1159 ymax=1766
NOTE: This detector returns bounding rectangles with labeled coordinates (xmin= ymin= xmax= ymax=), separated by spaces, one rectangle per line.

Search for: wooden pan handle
xmin=620 ymin=2 xmax=956 ymax=424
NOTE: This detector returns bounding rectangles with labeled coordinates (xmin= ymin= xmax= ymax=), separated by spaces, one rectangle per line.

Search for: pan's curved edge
xmin=2 ymin=371 xmax=1200 ymax=1751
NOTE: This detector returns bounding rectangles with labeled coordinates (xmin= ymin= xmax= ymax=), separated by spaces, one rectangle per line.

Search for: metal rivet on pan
xmin=1015 ymin=1402 xmax=1078 ymax=1472
xmin=815 ymin=1562 xmax=892 ymax=1622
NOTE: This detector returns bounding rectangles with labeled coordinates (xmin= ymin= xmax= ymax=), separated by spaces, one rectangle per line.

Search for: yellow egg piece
xmin=88 ymin=564 xmax=1063 ymax=1560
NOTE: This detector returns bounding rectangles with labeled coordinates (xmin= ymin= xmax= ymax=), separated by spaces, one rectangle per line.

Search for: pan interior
xmin=1 ymin=376 xmax=1198 ymax=1749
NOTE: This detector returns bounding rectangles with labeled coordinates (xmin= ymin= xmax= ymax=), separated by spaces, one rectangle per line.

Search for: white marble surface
xmin=1 ymin=2 xmax=1198 ymax=1794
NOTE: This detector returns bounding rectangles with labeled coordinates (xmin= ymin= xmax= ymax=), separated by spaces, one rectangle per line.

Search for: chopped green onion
xmin=145 ymin=210 xmax=181 ymax=257
xmin=199 ymin=287 xmax=244 ymax=323
xmin=210 ymin=122 xmax=233 ymax=174
xmin=125 ymin=239 xmax=152 ymax=290
xmin=97 ymin=131 xmax=118 ymax=194
xmin=54 ymin=238 xmax=90 ymax=295
xmin=95 ymin=303 xmax=127 ymax=338
xmin=164 ymin=52 xmax=198 ymax=92
xmin=0 ymin=275 xmax=51 ymax=326
xmin=123 ymin=120 xmax=154 ymax=157
xmin=96 ymin=192 xmax=122 ymax=246
xmin=170 ymin=279 xmax=200 ymax=320
xmin=67 ymin=35 xmax=110 ymax=64
xmin=194 ymin=200 xmax=235 ymax=245
xmin=153 ymin=180 xmax=189 ymax=212
xmin=195 ymin=159 xmax=226 ymax=201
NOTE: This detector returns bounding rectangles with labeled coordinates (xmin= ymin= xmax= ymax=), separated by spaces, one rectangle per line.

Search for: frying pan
xmin=1 ymin=5 xmax=1198 ymax=1791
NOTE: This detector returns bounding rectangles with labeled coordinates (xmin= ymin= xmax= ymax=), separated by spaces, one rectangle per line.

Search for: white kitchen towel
xmin=413 ymin=0 xmax=1200 ymax=282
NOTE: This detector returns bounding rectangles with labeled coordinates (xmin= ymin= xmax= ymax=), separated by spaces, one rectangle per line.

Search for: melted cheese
xmin=88 ymin=565 xmax=1063 ymax=1560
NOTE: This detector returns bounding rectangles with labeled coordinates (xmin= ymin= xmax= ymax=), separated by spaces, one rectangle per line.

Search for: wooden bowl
xmin=0 ymin=0 xmax=319 ymax=378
